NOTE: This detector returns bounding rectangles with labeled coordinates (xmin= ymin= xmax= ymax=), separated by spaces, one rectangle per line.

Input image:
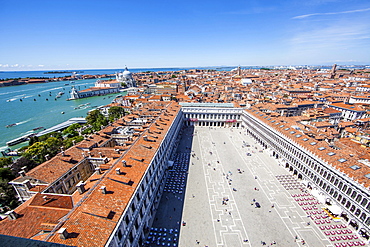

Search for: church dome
xmin=122 ymin=67 xmax=132 ymax=78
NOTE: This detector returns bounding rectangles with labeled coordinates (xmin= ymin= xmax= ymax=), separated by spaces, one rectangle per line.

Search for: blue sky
xmin=1 ymin=0 xmax=370 ymax=70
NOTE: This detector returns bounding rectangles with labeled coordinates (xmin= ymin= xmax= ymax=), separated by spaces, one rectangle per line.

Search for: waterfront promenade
xmin=149 ymin=126 xmax=364 ymax=247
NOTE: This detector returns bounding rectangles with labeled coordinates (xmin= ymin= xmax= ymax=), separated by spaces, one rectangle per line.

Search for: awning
xmin=327 ymin=205 xmax=342 ymax=215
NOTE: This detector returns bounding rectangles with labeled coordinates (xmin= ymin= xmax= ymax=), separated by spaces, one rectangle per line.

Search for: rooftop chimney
xmin=58 ymin=228 xmax=69 ymax=240
xmin=99 ymin=152 xmax=102 ymax=158
xmin=115 ymin=168 xmax=121 ymax=175
xmin=5 ymin=210 xmax=18 ymax=220
xmin=76 ymin=181 xmax=86 ymax=194
xmin=95 ymin=167 xmax=101 ymax=174
xmin=100 ymin=186 xmax=107 ymax=194
xmin=122 ymin=160 xmax=127 ymax=167
xmin=23 ymin=180 xmax=32 ymax=189
xmin=19 ymin=170 xmax=26 ymax=177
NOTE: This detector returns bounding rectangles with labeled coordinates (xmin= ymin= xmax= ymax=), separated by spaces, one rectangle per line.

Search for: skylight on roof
xmin=284 ymin=128 xmax=290 ymax=131
xmin=365 ymin=174 xmax=370 ymax=179
xmin=290 ymin=131 xmax=296 ymax=134
xmin=338 ymin=158 xmax=347 ymax=163
xmin=295 ymin=134 xmax=302 ymax=138
xmin=280 ymin=125 xmax=284 ymax=127
xmin=318 ymin=147 xmax=326 ymax=151
xmin=267 ymin=118 xmax=271 ymax=120
xmin=350 ymin=165 xmax=360 ymax=170
xmin=271 ymin=120 xmax=275 ymax=123
xmin=310 ymin=142 xmax=317 ymax=145
xmin=327 ymin=152 xmax=336 ymax=156
xmin=302 ymin=138 xmax=309 ymax=141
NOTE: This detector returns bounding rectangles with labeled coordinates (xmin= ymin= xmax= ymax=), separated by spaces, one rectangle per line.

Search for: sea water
xmin=0 ymin=78 xmax=124 ymax=151
xmin=0 ymin=66 xmax=237 ymax=151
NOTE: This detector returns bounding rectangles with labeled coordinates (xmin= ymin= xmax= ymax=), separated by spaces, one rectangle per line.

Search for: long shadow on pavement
xmin=144 ymin=125 xmax=194 ymax=247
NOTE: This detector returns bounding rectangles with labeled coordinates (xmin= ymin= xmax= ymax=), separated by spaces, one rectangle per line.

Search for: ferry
xmin=32 ymin=127 xmax=45 ymax=131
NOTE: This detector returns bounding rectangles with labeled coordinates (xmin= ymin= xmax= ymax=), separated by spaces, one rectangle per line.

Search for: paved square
xmin=149 ymin=126 xmax=355 ymax=247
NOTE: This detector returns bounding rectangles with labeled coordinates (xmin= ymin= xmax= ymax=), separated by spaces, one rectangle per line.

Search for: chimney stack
xmin=19 ymin=170 xmax=26 ymax=177
xmin=76 ymin=181 xmax=86 ymax=194
xmin=95 ymin=167 xmax=101 ymax=174
xmin=5 ymin=210 xmax=18 ymax=220
xmin=115 ymin=168 xmax=121 ymax=175
xmin=122 ymin=160 xmax=127 ymax=167
xmin=58 ymin=228 xmax=69 ymax=240
xmin=100 ymin=186 xmax=107 ymax=194
xmin=23 ymin=180 xmax=32 ymax=189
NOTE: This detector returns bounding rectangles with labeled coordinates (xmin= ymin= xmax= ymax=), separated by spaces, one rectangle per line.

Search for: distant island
xmin=44 ymin=71 xmax=84 ymax=74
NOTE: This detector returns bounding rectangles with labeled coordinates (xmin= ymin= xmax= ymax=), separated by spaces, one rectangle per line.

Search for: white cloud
xmin=38 ymin=65 xmax=45 ymax=67
xmin=287 ymin=21 xmax=370 ymax=64
xmin=293 ymin=7 xmax=370 ymax=19
xmin=2 ymin=64 xmax=9 ymax=68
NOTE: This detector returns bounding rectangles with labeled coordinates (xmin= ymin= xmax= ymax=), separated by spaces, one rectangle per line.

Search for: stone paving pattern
xmin=149 ymin=126 xmax=365 ymax=247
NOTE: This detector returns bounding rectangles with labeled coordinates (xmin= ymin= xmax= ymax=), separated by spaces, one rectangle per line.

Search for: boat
xmin=32 ymin=127 xmax=45 ymax=131
xmin=5 ymin=123 xmax=16 ymax=128
xmin=61 ymin=111 xmax=65 ymax=114
xmin=1 ymin=149 xmax=19 ymax=156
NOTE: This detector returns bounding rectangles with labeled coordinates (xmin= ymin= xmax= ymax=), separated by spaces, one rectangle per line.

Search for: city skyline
xmin=1 ymin=0 xmax=370 ymax=71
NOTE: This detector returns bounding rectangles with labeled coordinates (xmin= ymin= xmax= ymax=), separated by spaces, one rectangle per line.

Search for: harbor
xmin=0 ymin=77 xmax=125 ymax=152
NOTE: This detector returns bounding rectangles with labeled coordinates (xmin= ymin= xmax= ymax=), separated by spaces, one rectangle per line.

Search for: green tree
xmin=23 ymin=142 xmax=48 ymax=163
xmin=0 ymin=168 xmax=15 ymax=181
xmin=44 ymin=137 xmax=63 ymax=156
xmin=63 ymin=136 xmax=84 ymax=149
xmin=86 ymin=110 xmax=108 ymax=131
xmin=63 ymin=123 xmax=81 ymax=137
xmin=108 ymin=106 xmax=126 ymax=122
xmin=0 ymin=178 xmax=20 ymax=209
xmin=22 ymin=137 xmax=62 ymax=164
xmin=0 ymin=157 xmax=12 ymax=168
